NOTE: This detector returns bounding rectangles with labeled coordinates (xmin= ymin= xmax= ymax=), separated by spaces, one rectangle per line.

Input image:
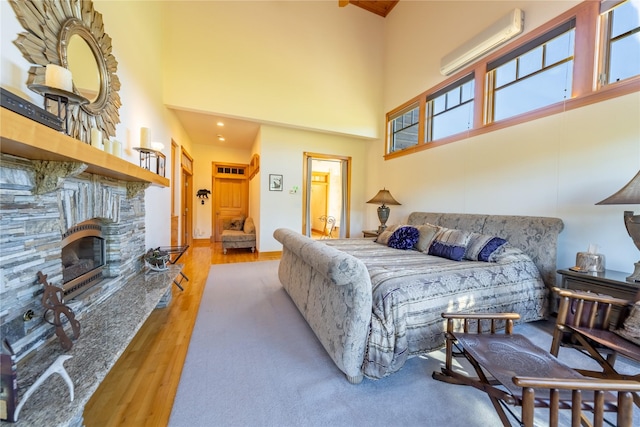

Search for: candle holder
xmin=28 ymin=84 xmax=88 ymax=136
xmin=133 ymin=147 xmax=166 ymax=177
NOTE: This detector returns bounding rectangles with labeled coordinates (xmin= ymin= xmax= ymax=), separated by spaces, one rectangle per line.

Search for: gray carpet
xmin=169 ymin=260 xmax=639 ymax=427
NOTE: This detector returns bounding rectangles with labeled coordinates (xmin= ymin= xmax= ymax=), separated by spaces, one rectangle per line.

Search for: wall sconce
xmin=197 ymin=189 xmax=211 ymax=205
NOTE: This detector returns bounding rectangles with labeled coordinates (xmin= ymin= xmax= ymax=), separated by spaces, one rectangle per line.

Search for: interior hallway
xmin=84 ymin=241 xmax=281 ymax=426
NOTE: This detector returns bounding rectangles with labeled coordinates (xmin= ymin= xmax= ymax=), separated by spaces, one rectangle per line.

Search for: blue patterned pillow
xmin=388 ymin=226 xmax=420 ymax=250
xmin=428 ymin=227 xmax=471 ymax=261
xmin=465 ymin=232 xmax=508 ymax=262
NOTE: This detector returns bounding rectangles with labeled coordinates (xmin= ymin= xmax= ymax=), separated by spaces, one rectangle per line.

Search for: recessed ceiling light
xmin=217 ymin=135 xmax=225 ymax=141
xmin=217 ymin=121 xmax=224 ymax=127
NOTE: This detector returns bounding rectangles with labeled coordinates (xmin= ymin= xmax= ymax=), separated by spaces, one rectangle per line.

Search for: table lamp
xmin=596 ymin=170 xmax=640 ymax=282
xmin=367 ymin=188 xmax=401 ymax=233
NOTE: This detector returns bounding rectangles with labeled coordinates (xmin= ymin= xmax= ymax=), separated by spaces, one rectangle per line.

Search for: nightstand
xmin=557 ymin=268 xmax=639 ymax=324
xmin=362 ymin=230 xmax=379 ymax=238
xmin=557 ymin=268 xmax=638 ymax=301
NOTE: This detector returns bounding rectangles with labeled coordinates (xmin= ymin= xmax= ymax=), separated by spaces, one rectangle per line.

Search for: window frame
xmin=387 ymin=101 xmax=422 ymax=153
xmin=384 ymin=0 xmax=640 ymax=160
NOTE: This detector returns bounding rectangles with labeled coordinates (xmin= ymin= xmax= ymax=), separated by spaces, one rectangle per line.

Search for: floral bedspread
xmin=322 ymin=238 xmax=546 ymax=379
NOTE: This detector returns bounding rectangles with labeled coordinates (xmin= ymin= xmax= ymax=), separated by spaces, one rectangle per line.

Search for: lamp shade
xmin=596 ymin=170 xmax=640 ymax=205
xmin=367 ymin=189 xmax=401 ymax=207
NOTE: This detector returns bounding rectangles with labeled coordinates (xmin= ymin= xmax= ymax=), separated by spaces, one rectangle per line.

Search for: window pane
xmin=433 ymin=96 xmax=445 ymax=114
xmin=495 ymin=59 xmax=516 ymax=88
xmin=446 ymin=88 xmax=460 ymax=108
xmin=518 ymin=46 xmax=543 ymax=78
xmin=461 ymin=80 xmax=474 ymax=102
xmin=611 ymin=0 xmax=640 ymax=38
xmin=609 ymin=32 xmax=640 ymax=82
xmin=546 ymin=30 xmax=575 ymax=66
xmin=390 ymin=105 xmax=420 ymax=152
xmin=426 ymin=76 xmax=474 ymax=142
xmin=494 ymin=61 xmax=573 ymax=121
xmin=392 ymin=124 xmax=419 ymax=150
xmin=432 ymin=101 xmax=473 ymax=140
xmin=606 ymin=1 xmax=640 ymax=83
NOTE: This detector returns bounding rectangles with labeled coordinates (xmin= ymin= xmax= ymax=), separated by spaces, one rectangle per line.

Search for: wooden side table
xmin=362 ymin=230 xmax=379 ymax=238
xmin=557 ymin=268 xmax=639 ymax=324
xmin=557 ymin=268 xmax=638 ymax=301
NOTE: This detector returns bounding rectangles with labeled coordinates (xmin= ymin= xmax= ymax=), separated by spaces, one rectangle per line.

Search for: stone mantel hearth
xmin=0 ymin=107 xmax=173 ymax=425
xmin=0 ymin=153 xmax=147 ymax=357
xmin=7 ymin=265 xmax=183 ymax=427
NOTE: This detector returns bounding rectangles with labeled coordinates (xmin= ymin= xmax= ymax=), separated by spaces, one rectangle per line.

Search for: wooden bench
xmin=432 ymin=313 xmax=640 ymax=427
xmin=550 ymin=287 xmax=640 ymax=407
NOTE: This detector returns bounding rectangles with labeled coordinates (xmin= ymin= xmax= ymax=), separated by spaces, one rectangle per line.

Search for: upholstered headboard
xmin=407 ymin=212 xmax=564 ymax=288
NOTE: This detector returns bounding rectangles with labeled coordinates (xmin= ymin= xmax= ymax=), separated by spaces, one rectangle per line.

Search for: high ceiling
xmin=172 ymin=1 xmax=399 ymax=150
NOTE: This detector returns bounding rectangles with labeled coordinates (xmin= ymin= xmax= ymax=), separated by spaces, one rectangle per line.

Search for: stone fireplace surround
xmin=0 ymin=152 xmax=184 ymax=426
xmin=0 ymin=154 xmax=146 ymax=362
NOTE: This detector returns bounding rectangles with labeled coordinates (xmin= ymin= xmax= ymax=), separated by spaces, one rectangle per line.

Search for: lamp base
xmin=377 ymin=205 xmax=390 ymax=233
xmin=627 ymin=260 xmax=640 ymax=283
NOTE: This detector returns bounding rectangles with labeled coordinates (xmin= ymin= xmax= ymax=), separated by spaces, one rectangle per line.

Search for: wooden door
xmin=182 ymin=171 xmax=193 ymax=246
xmin=170 ymin=141 xmax=179 ymax=246
xmin=213 ymin=177 xmax=248 ymax=241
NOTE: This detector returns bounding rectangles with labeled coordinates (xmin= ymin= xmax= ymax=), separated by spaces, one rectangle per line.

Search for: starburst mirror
xmin=10 ymin=0 xmax=121 ymax=144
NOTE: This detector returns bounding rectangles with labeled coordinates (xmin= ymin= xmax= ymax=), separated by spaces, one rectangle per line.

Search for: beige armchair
xmin=221 ymin=217 xmax=256 ymax=254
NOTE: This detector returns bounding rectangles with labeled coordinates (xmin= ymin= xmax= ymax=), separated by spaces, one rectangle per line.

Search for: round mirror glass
xmin=67 ymin=34 xmax=101 ymax=103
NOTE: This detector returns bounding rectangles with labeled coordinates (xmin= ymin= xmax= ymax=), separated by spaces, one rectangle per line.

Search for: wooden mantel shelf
xmin=0 ymin=108 xmax=169 ymax=187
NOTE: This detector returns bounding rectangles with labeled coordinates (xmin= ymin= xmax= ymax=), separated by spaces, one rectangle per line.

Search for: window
xmin=487 ymin=20 xmax=575 ymax=122
xmin=426 ymin=74 xmax=474 ymax=141
xmin=602 ymin=0 xmax=640 ymax=84
xmin=384 ymin=1 xmax=639 ymax=159
xmin=388 ymin=104 xmax=420 ymax=153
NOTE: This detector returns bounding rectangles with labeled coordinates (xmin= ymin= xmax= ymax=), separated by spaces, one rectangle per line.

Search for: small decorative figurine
xmin=38 ymin=271 xmax=80 ymax=351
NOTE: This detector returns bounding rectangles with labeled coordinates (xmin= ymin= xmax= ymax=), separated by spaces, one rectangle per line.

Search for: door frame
xmin=211 ymin=162 xmax=249 ymax=242
xmin=170 ymin=140 xmax=179 ymax=246
xmin=181 ymin=147 xmax=194 ymax=247
xmin=302 ymin=152 xmax=351 ymax=238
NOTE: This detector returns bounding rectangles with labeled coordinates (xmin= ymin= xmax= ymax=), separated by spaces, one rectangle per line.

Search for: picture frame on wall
xmin=269 ymin=174 xmax=283 ymax=191
xmin=157 ymin=154 xmax=166 ymax=177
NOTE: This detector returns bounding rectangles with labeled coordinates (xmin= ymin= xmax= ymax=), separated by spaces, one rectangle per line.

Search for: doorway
xmin=303 ymin=152 xmax=351 ymax=239
xmin=211 ymin=162 xmax=249 ymax=242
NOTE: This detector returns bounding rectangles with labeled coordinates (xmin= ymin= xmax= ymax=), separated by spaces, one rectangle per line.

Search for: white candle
xmin=103 ymin=139 xmax=112 ymax=154
xmin=91 ymin=128 xmax=102 ymax=148
xmin=112 ymin=140 xmax=123 ymax=157
xmin=45 ymin=64 xmax=73 ymax=92
xmin=140 ymin=127 xmax=150 ymax=149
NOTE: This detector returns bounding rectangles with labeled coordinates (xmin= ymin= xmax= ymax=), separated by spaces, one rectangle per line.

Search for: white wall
xmin=258 ymin=125 xmax=368 ymax=252
xmin=162 ymin=0 xmax=384 ymax=139
xmin=1 ymin=0 xmax=195 ymax=249
xmin=371 ymin=1 xmax=640 ymax=274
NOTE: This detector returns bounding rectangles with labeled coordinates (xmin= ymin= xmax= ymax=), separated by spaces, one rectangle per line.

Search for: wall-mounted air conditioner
xmin=440 ymin=8 xmax=524 ymax=76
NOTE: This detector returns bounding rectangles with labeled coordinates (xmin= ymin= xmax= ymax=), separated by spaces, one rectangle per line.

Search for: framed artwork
xmin=157 ymin=154 xmax=166 ymax=177
xmin=269 ymin=174 xmax=283 ymax=191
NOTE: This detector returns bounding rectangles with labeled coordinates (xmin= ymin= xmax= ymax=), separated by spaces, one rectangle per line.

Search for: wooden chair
xmin=550 ymin=287 xmax=640 ymax=407
xmin=432 ymin=313 xmax=640 ymax=427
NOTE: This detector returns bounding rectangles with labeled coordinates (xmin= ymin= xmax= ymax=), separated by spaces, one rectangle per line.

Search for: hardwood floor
xmin=83 ymin=241 xmax=281 ymax=426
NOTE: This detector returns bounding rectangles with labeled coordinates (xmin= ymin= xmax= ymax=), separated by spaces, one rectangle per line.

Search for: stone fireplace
xmin=0 ymin=153 xmax=148 ymax=362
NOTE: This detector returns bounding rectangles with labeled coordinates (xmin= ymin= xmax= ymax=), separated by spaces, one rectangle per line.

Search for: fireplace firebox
xmin=61 ymin=220 xmax=105 ymax=299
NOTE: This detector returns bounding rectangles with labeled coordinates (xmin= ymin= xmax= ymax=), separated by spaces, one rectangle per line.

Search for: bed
xmin=273 ymin=212 xmax=564 ymax=384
